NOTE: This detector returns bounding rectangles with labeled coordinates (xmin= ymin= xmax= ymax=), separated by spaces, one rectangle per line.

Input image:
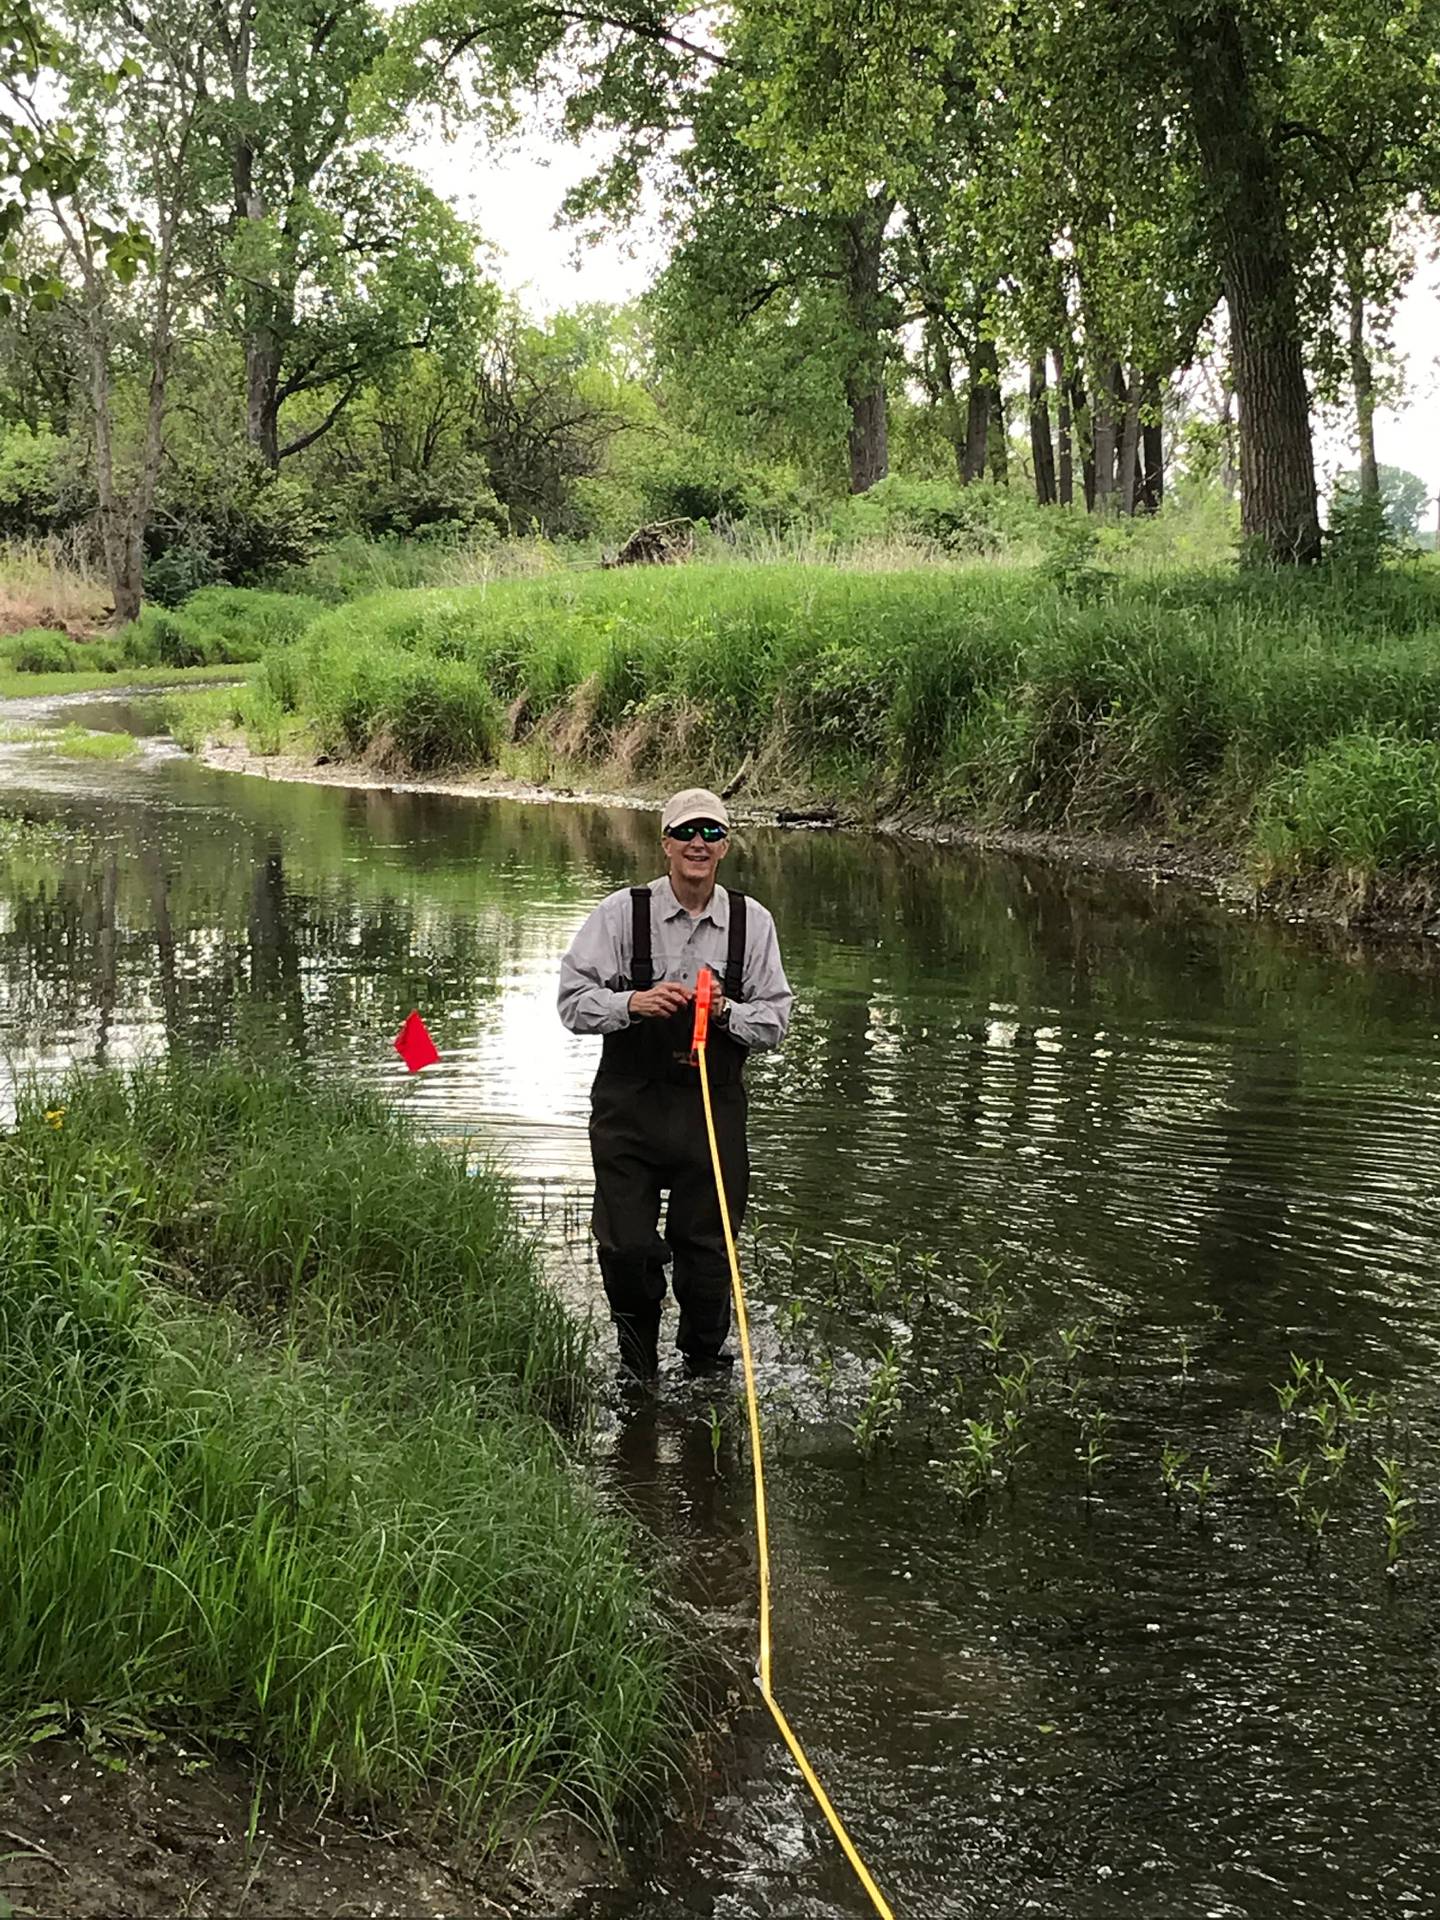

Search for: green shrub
xmin=830 ymin=477 xmax=1056 ymax=557
xmin=121 ymin=607 xmax=210 ymax=668
xmin=147 ymin=463 xmax=326 ymax=587
xmin=144 ymin=541 xmax=221 ymax=607
xmin=117 ymin=587 xmax=319 ymax=669
xmin=10 ymin=627 xmax=79 ymax=672
xmin=1325 ymin=487 xmax=1398 ymax=578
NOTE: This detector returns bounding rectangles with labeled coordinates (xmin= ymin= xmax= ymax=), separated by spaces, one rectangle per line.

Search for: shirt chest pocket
xmin=652 ymin=927 xmax=724 ymax=988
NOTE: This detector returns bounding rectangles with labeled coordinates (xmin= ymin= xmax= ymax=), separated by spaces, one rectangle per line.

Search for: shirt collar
xmin=653 ymin=876 xmax=728 ymax=929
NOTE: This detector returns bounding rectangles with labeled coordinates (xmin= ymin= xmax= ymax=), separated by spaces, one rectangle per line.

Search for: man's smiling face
xmin=663 ymin=821 xmax=730 ymax=893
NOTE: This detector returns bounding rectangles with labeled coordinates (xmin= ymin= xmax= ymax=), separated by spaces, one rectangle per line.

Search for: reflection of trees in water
xmin=0 ymin=801 xmax=508 ymax=1071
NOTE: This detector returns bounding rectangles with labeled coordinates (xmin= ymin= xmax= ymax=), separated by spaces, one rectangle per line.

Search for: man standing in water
xmin=558 ymin=788 xmax=792 ymax=1378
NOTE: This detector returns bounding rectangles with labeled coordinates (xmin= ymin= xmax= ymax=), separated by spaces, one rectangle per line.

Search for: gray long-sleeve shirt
xmin=558 ymin=877 xmax=792 ymax=1052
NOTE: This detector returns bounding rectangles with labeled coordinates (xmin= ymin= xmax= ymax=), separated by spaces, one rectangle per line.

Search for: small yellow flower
xmin=43 ymin=1108 xmax=65 ymax=1129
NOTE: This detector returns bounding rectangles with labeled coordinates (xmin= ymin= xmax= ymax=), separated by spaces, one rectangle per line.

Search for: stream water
xmin=4 ymin=692 xmax=1440 ymax=1919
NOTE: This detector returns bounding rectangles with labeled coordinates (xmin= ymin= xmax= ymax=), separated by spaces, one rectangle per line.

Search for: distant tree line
xmin=0 ymin=0 xmax=1435 ymax=619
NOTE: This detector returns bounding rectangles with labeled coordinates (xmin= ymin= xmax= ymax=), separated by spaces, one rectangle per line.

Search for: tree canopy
xmin=2 ymin=0 xmax=1437 ymax=608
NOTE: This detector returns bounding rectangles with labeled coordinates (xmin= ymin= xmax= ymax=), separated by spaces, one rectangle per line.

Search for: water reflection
xmin=4 ymin=727 xmax=1440 ymax=1917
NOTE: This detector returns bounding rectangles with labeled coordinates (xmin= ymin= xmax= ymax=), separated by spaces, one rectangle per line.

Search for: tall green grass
xmin=0 ymin=1060 xmax=680 ymax=1839
xmin=234 ymin=562 xmax=1440 ymax=898
xmin=1254 ymin=733 xmax=1440 ymax=899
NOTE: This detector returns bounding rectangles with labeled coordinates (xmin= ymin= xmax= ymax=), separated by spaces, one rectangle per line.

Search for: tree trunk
xmin=962 ymin=346 xmax=990 ymax=484
xmin=846 ymin=379 xmax=888 ymax=493
xmin=1071 ymin=376 xmax=1095 ymax=509
xmin=1179 ymin=3 xmax=1320 ymax=562
xmin=1137 ymin=374 xmax=1164 ymax=514
xmin=842 ymin=200 xmax=892 ymax=494
xmin=1092 ymin=364 xmax=1119 ymax=513
xmin=1347 ymin=263 xmax=1380 ymax=500
xmin=986 ymin=346 xmax=1008 ymax=484
xmin=1053 ymin=347 xmax=1074 ymax=506
xmin=1029 ymin=356 xmax=1057 ymax=505
xmin=925 ymin=319 xmax=968 ymax=480
xmin=1117 ymin=367 xmax=1141 ymax=515
xmin=247 ymin=329 xmax=283 ymax=468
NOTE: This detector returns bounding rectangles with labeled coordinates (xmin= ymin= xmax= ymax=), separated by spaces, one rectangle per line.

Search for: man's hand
xmin=628 ymin=982 xmax=693 ymax=1019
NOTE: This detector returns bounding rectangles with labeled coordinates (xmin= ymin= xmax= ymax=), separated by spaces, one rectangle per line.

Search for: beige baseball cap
xmin=661 ymin=787 xmax=729 ymax=833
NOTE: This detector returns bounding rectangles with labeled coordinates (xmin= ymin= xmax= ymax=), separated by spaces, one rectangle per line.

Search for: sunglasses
xmin=666 ymin=822 xmax=728 ymax=843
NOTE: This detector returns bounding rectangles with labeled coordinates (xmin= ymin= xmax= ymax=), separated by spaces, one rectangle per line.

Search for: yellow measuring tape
xmin=696 ymin=1018 xmax=898 ymax=1920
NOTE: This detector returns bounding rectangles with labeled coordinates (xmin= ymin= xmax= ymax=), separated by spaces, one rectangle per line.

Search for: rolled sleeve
xmin=558 ymin=894 xmax=634 ymax=1035
xmin=726 ymin=905 xmax=791 ymax=1052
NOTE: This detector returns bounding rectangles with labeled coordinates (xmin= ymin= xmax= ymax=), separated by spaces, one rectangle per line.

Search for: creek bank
xmin=0 ymin=1739 xmax=573 ymax=1918
xmin=0 ymin=1058 xmax=683 ymax=1920
xmin=195 ymin=738 xmax=1440 ymax=953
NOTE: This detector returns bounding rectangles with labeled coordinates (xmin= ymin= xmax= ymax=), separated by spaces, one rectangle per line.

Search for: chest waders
xmin=590 ymin=887 xmax=751 ymax=1375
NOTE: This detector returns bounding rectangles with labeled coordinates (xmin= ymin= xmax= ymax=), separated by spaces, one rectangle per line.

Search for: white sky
xmin=419 ymin=123 xmax=1440 ymax=513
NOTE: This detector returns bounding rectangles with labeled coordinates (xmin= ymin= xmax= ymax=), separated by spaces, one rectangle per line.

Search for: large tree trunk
xmin=842 ymin=200 xmax=891 ymax=493
xmin=1053 ymin=346 xmax=1074 ymax=507
xmin=1347 ymin=262 xmax=1380 ymax=500
xmin=960 ymin=334 xmax=1005 ymax=483
xmin=962 ymin=342 xmax=991 ymax=484
xmin=1029 ymin=355 xmax=1057 ymax=505
xmin=1137 ymin=374 xmax=1164 ymax=514
xmin=1180 ymin=4 xmax=1320 ymax=562
xmin=846 ymin=380 xmax=888 ymax=494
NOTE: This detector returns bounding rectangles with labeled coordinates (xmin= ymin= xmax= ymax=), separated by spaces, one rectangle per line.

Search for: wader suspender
xmin=628 ymin=885 xmax=749 ymax=1001
xmin=628 ymin=887 xmax=654 ymax=990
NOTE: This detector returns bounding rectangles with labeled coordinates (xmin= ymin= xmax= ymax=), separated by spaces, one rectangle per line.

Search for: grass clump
xmin=304 ymin=639 xmax=505 ymax=772
xmin=45 ymin=723 xmax=139 ymax=760
xmin=1253 ymin=733 xmax=1440 ymax=906
xmin=2 ymin=626 xmax=88 ymax=673
xmin=0 ymin=1059 xmax=680 ymax=1839
xmin=0 ymin=722 xmax=138 ymax=759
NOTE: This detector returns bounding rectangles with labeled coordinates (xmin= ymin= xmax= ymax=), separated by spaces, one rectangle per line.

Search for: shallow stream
xmin=3 ymin=693 xmax=1440 ymax=1918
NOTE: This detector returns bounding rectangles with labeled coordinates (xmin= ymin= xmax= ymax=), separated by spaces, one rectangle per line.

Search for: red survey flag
xmin=393 ymin=1011 xmax=441 ymax=1073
